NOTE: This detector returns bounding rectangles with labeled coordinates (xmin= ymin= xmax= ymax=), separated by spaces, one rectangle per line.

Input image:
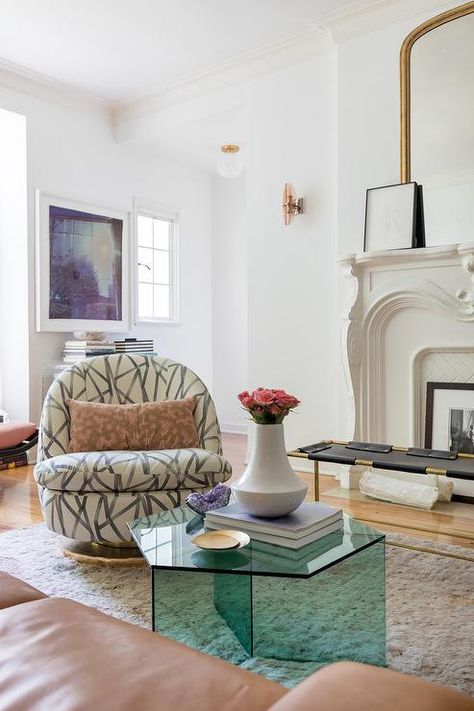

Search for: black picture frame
xmin=425 ymin=381 xmax=474 ymax=503
xmin=363 ymin=181 xmax=425 ymax=252
xmin=425 ymin=381 xmax=474 ymax=454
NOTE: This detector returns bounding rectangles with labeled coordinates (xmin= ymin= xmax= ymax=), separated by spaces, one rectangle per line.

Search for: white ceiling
xmin=0 ymin=0 xmax=358 ymax=102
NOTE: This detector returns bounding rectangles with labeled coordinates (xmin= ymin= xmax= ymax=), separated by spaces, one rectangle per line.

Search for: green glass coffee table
xmin=128 ymin=505 xmax=385 ymax=666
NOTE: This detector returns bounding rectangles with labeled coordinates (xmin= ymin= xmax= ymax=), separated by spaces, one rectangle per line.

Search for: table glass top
xmin=128 ymin=505 xmax=384 ymax=579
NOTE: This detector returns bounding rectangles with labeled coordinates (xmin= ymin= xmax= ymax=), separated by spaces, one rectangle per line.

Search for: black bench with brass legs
xmin=287 ymin=439 xmax=474 ymax=540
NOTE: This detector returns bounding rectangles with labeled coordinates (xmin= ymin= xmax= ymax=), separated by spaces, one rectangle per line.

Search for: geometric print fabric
xmin=38 ymin=355 xmax=223 ymax=461
xmin=35 ymin=449 xmax=232 ymax=493
xmin=37 ymin=486 xmax=213 ymax=543
xmin=35 ymin=355 xmax=232 ymax=543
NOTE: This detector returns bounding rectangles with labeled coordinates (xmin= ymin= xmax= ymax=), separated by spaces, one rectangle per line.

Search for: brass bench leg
xmin=313 ymin=460 xmax=320 ymax=501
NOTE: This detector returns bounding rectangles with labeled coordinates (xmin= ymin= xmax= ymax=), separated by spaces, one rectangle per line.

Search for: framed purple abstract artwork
xmin=36 ymin=192 xmax=129 ymax=332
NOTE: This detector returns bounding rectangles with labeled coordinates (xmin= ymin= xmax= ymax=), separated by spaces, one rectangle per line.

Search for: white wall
xmin=212 ymin=1 xmax=459 ymax=451
xmin=244 ymin=55 xmax=339 ymax=452
xmin=0 ymin=108 xmax=28 ymax=421
xmin=210 ymin=54 xmax=339 ymax=452
xmin=212 ymin=173 xmax=248 ymax=432
xmin=0 ymin=87 xmax=214 ymax=423
xmin=1 ymin=0 xmax=459 ymax=445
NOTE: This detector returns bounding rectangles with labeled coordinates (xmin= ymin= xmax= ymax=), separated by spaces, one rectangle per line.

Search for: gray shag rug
xmin=0 ymin=524 xmax=472 ymax=695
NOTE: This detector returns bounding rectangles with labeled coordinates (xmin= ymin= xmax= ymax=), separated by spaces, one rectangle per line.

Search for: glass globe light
xmin=217 ymin=144 xmax=243 ymax=179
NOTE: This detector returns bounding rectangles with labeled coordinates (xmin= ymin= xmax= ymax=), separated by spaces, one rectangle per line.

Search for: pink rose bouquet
xmin=238 ymin=388 xmax=300 ymax=425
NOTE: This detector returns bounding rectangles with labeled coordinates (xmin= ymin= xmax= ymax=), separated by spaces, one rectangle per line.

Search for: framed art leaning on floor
xmin=425 ymin=381 xmax=474 ymax=454
xmin=35 ymin=191 xmax=129 ymax=332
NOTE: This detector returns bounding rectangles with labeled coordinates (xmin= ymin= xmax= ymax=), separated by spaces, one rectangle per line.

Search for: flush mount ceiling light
xmin=282 ymin=183 xmax=304 ymax=226
xmin=217 ymin=144 xmax=244 ymax=179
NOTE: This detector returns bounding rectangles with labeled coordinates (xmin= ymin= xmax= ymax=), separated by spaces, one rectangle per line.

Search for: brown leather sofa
xmin=0 ymin=572 xmax=472 ymax=711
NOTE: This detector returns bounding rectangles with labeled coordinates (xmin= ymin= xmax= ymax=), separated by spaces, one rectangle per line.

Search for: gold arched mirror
xmin=400 ymin=2 xmax=474 ymax=245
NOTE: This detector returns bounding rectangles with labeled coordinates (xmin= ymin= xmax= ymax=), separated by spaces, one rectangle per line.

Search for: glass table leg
xmin=214 ymin=573 xmax=252 ymax=654
xmin=152 ymin=568 xmax=253 ymax=655
xmin=151 ymin=540 xmax=385 ymax=667
xmin=152 ymin=569 xmax=214 ymax=644
xmin=252 ymin=541 xmax=386 ymax=665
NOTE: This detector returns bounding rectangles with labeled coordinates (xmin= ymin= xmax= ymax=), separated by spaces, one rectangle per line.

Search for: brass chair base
xmin=60 ymin=537 xmax=144 ymax=565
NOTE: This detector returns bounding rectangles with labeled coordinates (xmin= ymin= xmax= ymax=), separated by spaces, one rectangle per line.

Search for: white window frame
xmin=133 ymin=198 xmax=180 ymax=324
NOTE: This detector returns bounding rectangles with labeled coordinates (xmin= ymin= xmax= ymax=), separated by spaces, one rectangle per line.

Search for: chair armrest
xmin=266 ymin=662 xmax=473 ymax=711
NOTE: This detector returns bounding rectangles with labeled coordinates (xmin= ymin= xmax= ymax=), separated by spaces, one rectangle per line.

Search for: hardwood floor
xmin=1 ymin=432 xmax=473 ymax=551
xmin=0 ymin=462 xmax=42 ymax=533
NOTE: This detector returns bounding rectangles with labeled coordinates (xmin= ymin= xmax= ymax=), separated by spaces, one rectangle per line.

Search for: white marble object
xmin=345 ymin=467 xmax=453 ymax=502
xmin=359 ymin=471 xmax=439 ymax=509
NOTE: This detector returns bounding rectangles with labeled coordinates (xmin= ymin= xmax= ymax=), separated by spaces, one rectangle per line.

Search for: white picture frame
xmin=364 ymin=182 xmax=418 ymax=252
xmin=35 ymin=191 xmax=130 ymax=332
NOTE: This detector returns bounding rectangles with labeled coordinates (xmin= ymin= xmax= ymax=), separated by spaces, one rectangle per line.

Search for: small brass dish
xmin=193 ymin=529 xmax=250 ymax=551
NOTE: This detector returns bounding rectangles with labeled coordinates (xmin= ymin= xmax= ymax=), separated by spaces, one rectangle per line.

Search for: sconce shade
xmin=217 ymin=144 xmax=244 ymax=179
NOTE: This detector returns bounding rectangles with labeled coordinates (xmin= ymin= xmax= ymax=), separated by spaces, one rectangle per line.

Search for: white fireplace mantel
xmin=338 ymin=244 xmax=474 ymax=457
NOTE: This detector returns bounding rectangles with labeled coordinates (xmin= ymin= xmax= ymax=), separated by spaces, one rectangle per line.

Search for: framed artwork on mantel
xmin=425 ymin=381 xmax=474 ymax=454
xmin=363 ymin=182 xmax=425 ymax=252
xmin=35 ymin=191 xmax=129 ymax=332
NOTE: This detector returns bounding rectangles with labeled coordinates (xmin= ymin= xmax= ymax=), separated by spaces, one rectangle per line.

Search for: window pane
xmin=154 ymin=218 xmax=170 ymax=250
xmin=154 ymin=285 xmax=170 ymax=318
xmin=136 ymin=208 xmax=176 ymax=322
xmin=138 ymin=214 xmax=153 ymax=248
xmin=138 ymin=283 xmax=154 ymax=318
xmin=138 ymin=247 xmax=153 ymax=282
xmin=153 ymin=250 xmax=169 ymax=284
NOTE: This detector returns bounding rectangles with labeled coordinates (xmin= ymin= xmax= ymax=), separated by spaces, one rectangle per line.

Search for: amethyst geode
xmin=186 ymin=484 xmax=231 ymax=515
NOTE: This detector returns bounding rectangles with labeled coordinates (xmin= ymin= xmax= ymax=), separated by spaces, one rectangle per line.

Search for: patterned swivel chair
xmin=35 ymin=355 xmax=232 ymax=550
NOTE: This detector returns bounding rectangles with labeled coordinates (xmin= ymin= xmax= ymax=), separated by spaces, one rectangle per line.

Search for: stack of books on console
xmin=114 ymin=338 xmax=155 ymax=354
xmin=63 ymin=340 xmax=116 ymax=363
xmin=0 ymin=452 xmax=28 ymax=471
xmin=205 ymin=502 xmax=343 ymax=549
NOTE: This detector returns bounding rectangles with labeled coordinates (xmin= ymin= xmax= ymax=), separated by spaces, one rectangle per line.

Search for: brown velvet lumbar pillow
xmin=67 ymin=397 xmax=199 ymax=453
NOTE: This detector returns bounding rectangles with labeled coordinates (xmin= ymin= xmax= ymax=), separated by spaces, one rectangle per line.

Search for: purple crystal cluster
xmin=186 ymin=484 xmax=231 ymax=515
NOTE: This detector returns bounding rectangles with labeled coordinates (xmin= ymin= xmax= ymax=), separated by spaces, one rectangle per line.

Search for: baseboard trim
xmin=221 ymin=423 xmax=248 ymax=435
xmin=290 ymin=459 xmax=340 ymax=477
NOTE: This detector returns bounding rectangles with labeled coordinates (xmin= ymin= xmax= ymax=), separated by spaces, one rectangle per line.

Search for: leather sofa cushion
xmin=34 ymin=448 xmax=232 ymax=492
xmin=0 ymin=572 xmax=46 ymax=611
xmin=0 ymin=597 xmax=285 ymax=711
xmin=67 ymin=398 xmax=199 ymax=453
xmin=268 ymin=661 xmax=474 ymax=711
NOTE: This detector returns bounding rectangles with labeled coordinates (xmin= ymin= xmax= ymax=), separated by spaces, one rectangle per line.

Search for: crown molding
xmin=319 ymin=0 xmax=464 ymax=41
xmin=114 ymin=0 xmax=463 ymax=129
xmin=0 ymin=0 xmax=464 ymax=126
xmin=113 ymin=26 xmax=332 ymax=126
xmin=0 ymin=57 xmax=111 ymax=116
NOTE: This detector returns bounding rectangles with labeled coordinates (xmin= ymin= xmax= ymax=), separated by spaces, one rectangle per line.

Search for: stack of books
xmin=0 ymin=451 xmax=28 ymax=471
xmin=63 ymin=340 xmax=115 ymax=363
xmin=114 ymin=338 xmax=155 ymax=354
xmin=205 ymin=502 xmax=343 ymax=549
xmin=250 ymin=527 xmax=345 ymax=568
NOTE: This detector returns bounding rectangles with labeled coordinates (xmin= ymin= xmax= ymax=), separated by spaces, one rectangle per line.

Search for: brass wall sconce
xmin=282 ymin=183 xmax=304 ymax=225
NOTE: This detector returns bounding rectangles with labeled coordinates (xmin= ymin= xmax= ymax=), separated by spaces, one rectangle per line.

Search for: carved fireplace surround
xmin=338 ymin=244 xmax=474 ymax=497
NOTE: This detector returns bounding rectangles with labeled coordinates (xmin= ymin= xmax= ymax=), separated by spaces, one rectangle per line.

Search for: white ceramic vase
xmin=232 ymin=423 xmax=307 ymax=517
